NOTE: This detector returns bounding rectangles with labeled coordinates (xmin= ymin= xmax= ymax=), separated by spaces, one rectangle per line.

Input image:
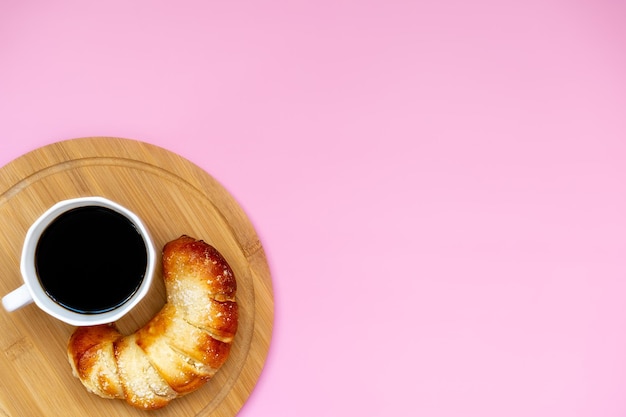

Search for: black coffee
xmin=35 ymin=206 xmax=147 ymax=314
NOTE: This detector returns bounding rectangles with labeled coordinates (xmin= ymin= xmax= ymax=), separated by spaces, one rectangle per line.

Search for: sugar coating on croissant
xmin=67 ymin=235 xmax=238 ymax=410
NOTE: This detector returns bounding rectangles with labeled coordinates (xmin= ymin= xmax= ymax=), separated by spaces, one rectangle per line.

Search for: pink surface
xmin=2 ymin=1 xmax=626 ymax=416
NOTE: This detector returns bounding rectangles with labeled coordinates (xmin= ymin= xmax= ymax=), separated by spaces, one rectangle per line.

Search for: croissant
xmin=67 ymin=235 xmax=238 ymax=410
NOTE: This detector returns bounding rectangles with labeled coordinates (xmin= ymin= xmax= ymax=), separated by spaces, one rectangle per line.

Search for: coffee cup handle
xmin=2 ymin=284 xmax=33 ymax=312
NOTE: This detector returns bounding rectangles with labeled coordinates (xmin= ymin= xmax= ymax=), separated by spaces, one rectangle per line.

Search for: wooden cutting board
xmin=0 ymin=137 xmax=273 ymax=416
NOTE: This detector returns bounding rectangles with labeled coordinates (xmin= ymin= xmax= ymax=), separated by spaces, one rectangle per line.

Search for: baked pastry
xmin=67 ymin=235 xmax=238 ymax=410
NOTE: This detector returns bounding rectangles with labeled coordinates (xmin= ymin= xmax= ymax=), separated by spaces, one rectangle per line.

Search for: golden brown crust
xmin=67 ymin=235 xmax=238 ymax=410
xmin=67 ymin=324 xmax=124 ymax=399
xmin=68 ymin=324 xmax=121 ymax=376
xmin=163 ymin=235 xmax=237 ymax=300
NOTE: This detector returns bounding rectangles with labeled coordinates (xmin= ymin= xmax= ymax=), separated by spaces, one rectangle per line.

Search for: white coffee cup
xmin=1 ymin=196 xmax=156 ymax=326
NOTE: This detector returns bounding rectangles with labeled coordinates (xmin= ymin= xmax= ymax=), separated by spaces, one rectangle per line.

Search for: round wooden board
xmin=0 ymin=137 xmax=273 ymax=416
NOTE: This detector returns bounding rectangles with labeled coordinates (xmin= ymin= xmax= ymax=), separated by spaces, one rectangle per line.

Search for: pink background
xmin=2 ymin=1 xmax=626 ymax=416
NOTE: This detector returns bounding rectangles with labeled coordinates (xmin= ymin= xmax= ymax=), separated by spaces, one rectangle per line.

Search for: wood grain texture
xmin=0 ymin=137 xmax=273 ymax=416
